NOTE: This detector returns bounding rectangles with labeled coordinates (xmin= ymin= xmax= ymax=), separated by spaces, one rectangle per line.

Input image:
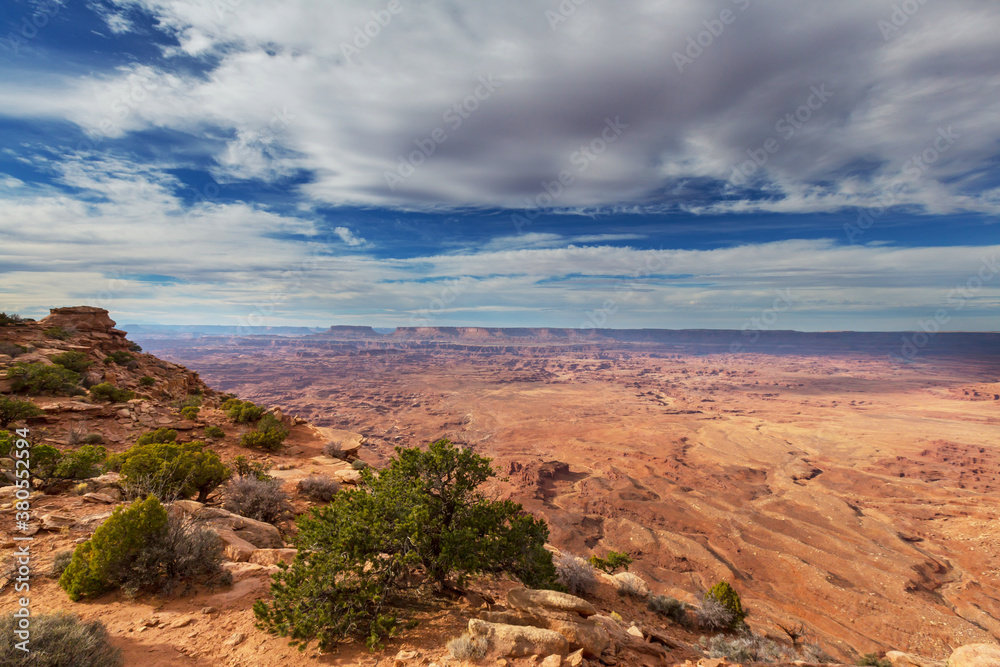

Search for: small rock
xmin=170 ymin=617 xmax=193 ymax=629
xmin=40 ymin=513 xmax=76 ymax=531
xmin=139 ymin=617 xmax=160 ymax=628
xmin=396 ymin=649 xmax=419 ymax=661
xmin=82 ymin=492 xmax=117 ymax=504
xmin=626 ymin=626 xmax=644 ymax=639
xmin=566 ymin=648 xmax=585 ymax=667
xmin=223 ymin=632 xmax=246 ymax=647
xmin=201 ymin=607 xmax=218 ymax=615
xmin=497 ymin=660 xmax=509 ymax=667
xmin=541 ymin=656 xmax=562 ymax=667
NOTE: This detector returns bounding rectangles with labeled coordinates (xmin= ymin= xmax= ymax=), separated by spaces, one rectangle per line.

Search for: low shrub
xmin=53 ymin=445 xmax=107 ymax=480
xmin=43 ymin=326 xmax=73 ymax=340
xmin=0 ymin=612 xmax=123 ymax=666
xmin=703 ymin=634 xmax=791 ymax=663
xmin=51 ymin=351 xmax=92 ymax=374
xmin=696 ymin=596 xmax=737 ymax=631
xmin=231 ymin=455 xmax=272 ymax=481
xmin=555 ymin=552 xmax=597 ymax=596
xmin=239 ymin=413 xmax=288 ymax=451
xmin=589 ymin=550 xmax=633 ymax=573
xmin=180 ymin=406 xmax=200 ymax=420
xmin=297 ymin=474 xmax=341 ymax=501
xmin=0 ymin=395 xmax=43 ymax=427
xmin=27 ymin=444 xmax=64 ymax=482
xmin=103 ymin=351 xmax=135 ymax=366
xmin=858 ymin=654 xmax=892 ymax=667
xmin=178 ymin=395 xmax=202 ymax=409
xmin=702 ymin=581 xmax=747 ymax=630
xmin=0 ymin=341 xmax=27 ymax=357
xmin=82 ymin=433 xmax=104 ymax=445
xmin=0 ymin=312 xmax=24 ymax=326
xmin=204 ymin=425 xmax=225 ymax=439
xmin=224 ymin=476 xmax=292 ymax=524
xmin=109 ymin=440 xmax=229 ymax=502
xmin=50 ymin=549 xmax=75 ymax=579
xmin=447 ymin=633 xmax=489 ymax=661
xmin=352 ymin=459 xmax=369 ymax=470
xmin=59 ymin=495 xmax=227 ymax=600
xmin=224 ymin=398 xmax=265 ymax=423
xmin=128 ymin=342 xmax=142 ymax=352
xmin=648 ymin=594 xmax=689 ymax=625
xmin=134 ymin=428 xmax=177 ymax=446
xmin=322 ymin=441 xmax=344 ymax=459
xmin=139 ymin=376 xmax=156 ymax=387
xmin=9 ymin=362 xmax=81 ymax=395
xmin=89 ymin=382 xmax=134 ymax=403
xmin=0 ymin=430 xmax=13 ymax=458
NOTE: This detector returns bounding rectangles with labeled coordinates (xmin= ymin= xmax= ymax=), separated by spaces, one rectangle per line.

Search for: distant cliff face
xmin=303 ymin=326 xmax=1000 ymax=359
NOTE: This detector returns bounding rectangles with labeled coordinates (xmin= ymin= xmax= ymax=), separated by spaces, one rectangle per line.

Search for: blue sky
xmin=0 ymin=0 xmax=998 ymax=330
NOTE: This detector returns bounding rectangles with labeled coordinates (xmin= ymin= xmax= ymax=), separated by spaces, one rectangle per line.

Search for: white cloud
xmin=3 ymin=0 xmax=998 ymax=213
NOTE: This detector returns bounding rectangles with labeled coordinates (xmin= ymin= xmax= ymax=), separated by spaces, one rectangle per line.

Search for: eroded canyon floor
xmin=136 ymin=330 xmax=1000 ymax=660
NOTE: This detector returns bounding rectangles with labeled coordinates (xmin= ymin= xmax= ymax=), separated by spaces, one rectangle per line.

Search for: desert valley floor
xmin=134 ymin=328 xmax=1000 ymax=660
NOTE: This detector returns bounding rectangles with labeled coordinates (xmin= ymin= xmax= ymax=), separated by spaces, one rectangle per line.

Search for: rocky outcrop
xmin=467 ymin=619 xmax=569 ymax=658
xmin=483 ymin=588 xmax=609 ymax=658
xmin=948 ymin=644 xmax=1000 ymax=667
xmin=886 ymin=650 xmax=946 ymax=667
xmin=39 ymin=306 xmax=124 ymax=335
xmin=171 ymin=500 xmax=284 ymax=562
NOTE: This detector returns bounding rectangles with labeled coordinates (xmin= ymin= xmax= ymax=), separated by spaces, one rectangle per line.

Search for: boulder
xmin=613 ymin=572 xmax=649 ymax=597
xmin=311 ymin=426 xmax=365 ymax=458
xmin=508 ymin=588 xmax=597 ymax=618
xmin=215 ymin=529 xmax=258 ymax=562
xmin=40 ymin=513 xmax=76 ymax=531
xmin=544 ymin=618 xmax=610 ymax=658
xmin=82 ymin=492 xmax=118 ymax=504
xmin=249 ymin=548 xmax=297 ymax=566
xmin=468 ymin=619 xmax=569 ymax=658
xmin=171 ymin=501 xmax=283 ymax=548
xmin=948 ymin=644 xmax=1000 ymax=667
xmin=886 ymin=651 xmax=946 ymax=667
xmin=331 ymin=468 xmax=363 ymax=484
